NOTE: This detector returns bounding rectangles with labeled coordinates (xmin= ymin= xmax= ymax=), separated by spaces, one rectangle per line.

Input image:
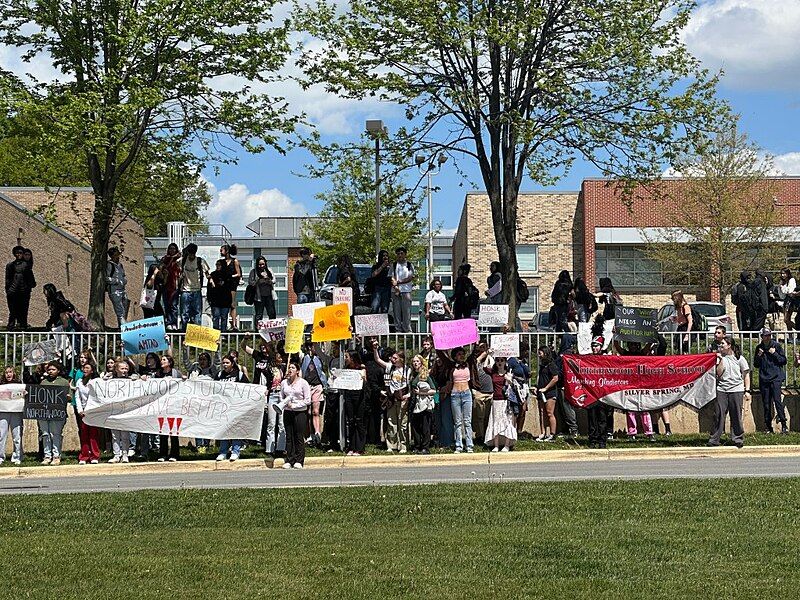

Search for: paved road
xmin=1 ymin=455 xmax=800 ymax=494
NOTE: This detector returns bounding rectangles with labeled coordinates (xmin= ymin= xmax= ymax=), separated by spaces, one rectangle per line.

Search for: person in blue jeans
xmin=214 ymin=355 xmax=249 ymax=461
xmin=370 ymin=250 xmax=392 ymax=313
xmin=437 ymin=347 xmax=474 ymax=453
xmin=179 ymin=244 xmax=210 ymax=327
xmin=292 ymin=248 xmax=317 ymax=303
xmin=207 ymin=260 xmax=231 ymax=332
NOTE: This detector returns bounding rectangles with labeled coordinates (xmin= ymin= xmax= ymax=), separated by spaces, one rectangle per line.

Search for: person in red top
xmin=479 ymin=349 xmax=517 ymax=452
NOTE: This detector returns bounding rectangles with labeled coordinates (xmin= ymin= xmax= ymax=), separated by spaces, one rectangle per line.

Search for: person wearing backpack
xmin=452 ymin=263 xmax=476 ymax=320
xmin=106 ymin=247 xmax=129 ymax=328
xmin=179 ymin=244 xmax=210 ymax=328
xmin=391 ymin=247 xmax=415 ymax=333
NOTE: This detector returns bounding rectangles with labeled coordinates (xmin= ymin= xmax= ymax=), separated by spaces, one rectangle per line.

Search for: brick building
xmin=0 ymin=187 xmax=144 ymax=328
xmin=453 ymin=177 xmax=800 ymax=317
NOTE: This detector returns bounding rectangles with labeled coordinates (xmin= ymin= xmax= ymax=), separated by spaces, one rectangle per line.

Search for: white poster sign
xmin=478 ymin=304 xmax=509 ymax=327
xmin=292 ymin=301 xmax=326 ymax=325
xmin=258 ymin=318 xmax=288 ymax=342
xmin=0 ymin=383 xmax=25 ymax=412
xmin=577 ymin=322 xmax=593 ymax=355
xmin=328 ymin=369 xmax=364 ymax=391
xmin=354 ymin=313 xmax=390 ymax=336
xmin=490 ymin=333 xmax=520 ymax=358
xmin=84 ymin=379 xmax=268 ymax=440
xmin=333 ymin=287 xmax=353 ymax=314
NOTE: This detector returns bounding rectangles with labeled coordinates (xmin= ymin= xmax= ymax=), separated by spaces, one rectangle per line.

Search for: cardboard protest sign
xmin=490 ymin=333 xmax=520 ymax=358
xmin=354 ymin=313 xmax=390 ymax=336
xmin=24 ymin=385 xmax=69 ymax=421
xmin=292 ymin=301 xmax=326 ymax=325
xmin=431 ymin=318 xmax=479 ymax=350
xmin=185 ymin=324 xmax=221 ymax=351
xmin=84 ymin=378 xmax=268 ymax=440
xmin=121 ymin=317 xmax=168 ymax=355
xmin=284 ymin=318 xmax=305 ymax=354
xmin=478 ymin=304 xmax=509 ymax=327
xmin=613 ymin=306 xmax=658 ymax=344
xmin=311 ymin=304 xmax=352 ymax=342
xmin=22 ymin=340 xmax=61 ymax=366
xmin=0 ymin=383 xmax=25 ymax=412
xmin=328 ymin=369 xmax=364 ymax=391
xmin=258 ymin=318 xmax=288 ymax=342
xmin=577 ymin=322 xmax=593 ymax=355
xmin=333 ymin=287 xmax=353 ymax=314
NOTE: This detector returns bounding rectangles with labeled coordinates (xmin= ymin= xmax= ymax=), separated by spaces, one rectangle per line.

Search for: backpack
xmin=244 ymin=283 xmax=256 ymax=306
xmin=689 ymin=305 xmax=706 ymax=332
xmin=468 ymin=283 xmax=480 ymax=310
xmin=516 ymin=277 xmax=529 ymax=303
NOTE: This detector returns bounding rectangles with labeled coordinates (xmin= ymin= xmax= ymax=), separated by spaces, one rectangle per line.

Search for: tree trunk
xmin=88 ymin=193 xmax=114 ymax=329
xmin=487 ymin=186 xmax=520 ymax=332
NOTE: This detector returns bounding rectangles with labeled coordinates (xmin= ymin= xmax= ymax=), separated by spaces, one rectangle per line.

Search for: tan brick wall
xmin=0 ymin=188 xmax=145 ymax=327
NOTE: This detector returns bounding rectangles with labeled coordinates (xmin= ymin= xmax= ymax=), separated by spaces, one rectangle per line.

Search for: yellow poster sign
xmin=311 ymin=303 xmax=352 ymax=343
xmin=184 ymin=324 xmax=221 ymax=351
xmin=284 ymin=318 xmax=305 ymax=354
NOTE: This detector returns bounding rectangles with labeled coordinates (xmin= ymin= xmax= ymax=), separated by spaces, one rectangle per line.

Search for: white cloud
xmin=203 ymin=181 xmax=309 ymax=236
xmin=683 ymin=0 xmax=800 ymax=90
xmin=772 ymin=152 xmax=800 ymax=175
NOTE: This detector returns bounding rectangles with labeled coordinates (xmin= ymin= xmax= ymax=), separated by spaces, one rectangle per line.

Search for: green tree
xmin=296 ymin=0 xmax=727 ymax=328
xmin=640 ymin=127 xmax=787 ymax=304
xmin=300 ymin=150 xmax=427 ymax=272
xmin=0 ymin=0 xmax=297 ymax=327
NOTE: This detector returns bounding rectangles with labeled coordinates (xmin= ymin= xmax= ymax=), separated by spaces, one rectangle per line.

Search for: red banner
xmin=563 ymin=353 xmax=717 ymax=411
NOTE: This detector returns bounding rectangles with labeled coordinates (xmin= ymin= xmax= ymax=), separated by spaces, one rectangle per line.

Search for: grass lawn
xmin=3 ymin=479 xmax=800 ymax=599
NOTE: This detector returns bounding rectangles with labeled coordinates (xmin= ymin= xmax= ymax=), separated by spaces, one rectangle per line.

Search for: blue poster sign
xmin=121 ymin=317 xmax=168 ymax=355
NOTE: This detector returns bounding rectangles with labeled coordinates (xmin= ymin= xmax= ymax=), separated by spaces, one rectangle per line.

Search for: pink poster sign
xmin=430 ymin=319 xmax=479 ymax=350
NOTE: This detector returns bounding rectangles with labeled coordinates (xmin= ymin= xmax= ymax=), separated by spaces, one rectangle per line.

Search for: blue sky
xmin=2 ymin=0 xmax=799 ymax=236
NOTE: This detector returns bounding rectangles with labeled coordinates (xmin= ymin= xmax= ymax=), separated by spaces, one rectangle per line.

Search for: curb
xmin=2 ymin=445 xmax=800 ymax=479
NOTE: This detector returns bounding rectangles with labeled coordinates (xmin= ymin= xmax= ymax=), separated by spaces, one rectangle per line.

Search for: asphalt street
xmin=2 ymin=455 xmax=800 ymax=494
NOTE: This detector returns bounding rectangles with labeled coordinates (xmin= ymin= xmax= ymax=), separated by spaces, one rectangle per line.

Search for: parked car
xmin=528 ymin=311 xmax=555 ymax=332
xmin=318 ymin=264 xmax=375 ymax=315
xmin=656 ymin=301 xmax=733 ymax=333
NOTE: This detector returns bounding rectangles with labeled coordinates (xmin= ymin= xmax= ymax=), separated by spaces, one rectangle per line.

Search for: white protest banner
xmin=333 ymin=287 xmax=353 ymax=314
xmin=478 ymin=304 xmax=509 ymax=327
xmin=84 ymin=379 xmax=269 ymax=440
xmin=22 ymin=340 xmax=61 ymax=366
xmin=258 ymin=318 xmax=288 ymax=342
xmin=0 ymin=383 xmax=25 ymax=412
xmin=355 ymin=313 xmax=390 ymax=336
xmin=328 ymin=369 xmax=364 ymax=391
xmin=577 ymin=322 xmax=593 ymax=355
xmin=490 ymin=333 xmax=520 ymax=358
xmin=292 ymin=301 xmax=326 ymax=325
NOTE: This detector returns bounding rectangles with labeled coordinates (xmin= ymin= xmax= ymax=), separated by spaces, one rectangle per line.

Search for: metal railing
xmin=6 ymin=329 xmax=800 ymax=389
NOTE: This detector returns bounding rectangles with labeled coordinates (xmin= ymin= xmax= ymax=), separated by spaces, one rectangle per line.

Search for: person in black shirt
xmin=452 ymin=264 xmax=475 ymax=320
xmin=207 ymin=260 xmax=230 ymax=332
xmin=42 ymin=283 xmax=75 ymax=330
xmin=5 ymin=246 xmax=36 ymax=330
xmin=370 ymin=250 xmax=392 ymax=314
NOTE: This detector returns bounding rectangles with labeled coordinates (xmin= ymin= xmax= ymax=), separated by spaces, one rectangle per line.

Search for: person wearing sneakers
xmin=708 ymin=336 xmax=749 ymax=448
xmin=38 ymin=361 xmax=71 ymax=465
xmin=280 ymin=362 xmax=312 ymax=469
xmin=533 ymin=346 xmax=559 ymax=442
xmin=154 ymin=355 xmax=182 ymax=462
xmin=73 ymin=362 xmax=101 ymax=465
xmin=587 ymin=337 xmax=610 ymax=449
xmin=754 ymin=327 xmax=788 ymax=434
xmin=0 ymin=366 xmax=24 ymax=465
xmin=108 ymin=359 xmax=133 ymax=463
xmin=480 ymin=349 xmax=517 ymax=452
xmin=214 ymin=354 xmax=249 ymax=461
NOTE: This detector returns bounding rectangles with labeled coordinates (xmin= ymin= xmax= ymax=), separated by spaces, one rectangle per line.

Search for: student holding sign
xmin=38 ymin=361 xmax=71 ymax=465
xmin=0 ymin=367 xmax=24 ymax=465
xmin=343 ymin=351 xmax=368 ymax=456
xmin=73 ymin=363 xmax=101 ymax=464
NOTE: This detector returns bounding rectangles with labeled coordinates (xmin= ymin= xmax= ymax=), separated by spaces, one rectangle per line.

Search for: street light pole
xmin=366 ymin=120 xmax=386 ymax=258
xmin=416 ymin=154 xmax=447 ymax=285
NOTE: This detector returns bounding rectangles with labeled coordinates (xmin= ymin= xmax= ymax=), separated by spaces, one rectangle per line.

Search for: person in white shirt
xmin=778 ymin=268 xmax=797 ymax=330
xmin=424 ymin=278 xmax=452 ymax=323
xmin=280 ymin=362 xmax=312 ymax=469
xmin=180 ymin=243 xmax=211 ymax=327
xmin=707 ymin=336 xmax=750 ymax=448
xmin=391 ymin=247 xmax=415 ymax=333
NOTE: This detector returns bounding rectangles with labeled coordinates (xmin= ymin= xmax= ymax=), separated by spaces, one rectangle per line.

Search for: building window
xmin=433 ymin=254 xmax=453 ymax=289
xmin=518 ymin=286 xmax=538 ymax=318
xmin=595 ymin=246 xmax=688 ymax=288
xmin=518 ymin=245 xmax=538 ymax=274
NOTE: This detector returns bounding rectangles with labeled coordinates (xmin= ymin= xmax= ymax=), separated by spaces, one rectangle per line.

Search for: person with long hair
xmin=214 ymin=354 xmax=249 ymax=461
xmin=74 ymin=362 xmax=101 ymax=464
xmin=550 ymin=270 xmax=574 ymax=333
xmin=708 ymin=336 xmax=749 ymax=448
xmin=155 ymin=355 xmax=182 ymax=462
xmin=337 ymin=254 xmax=359 ymax=300
xmin=373 ymin=341 xmax=412 ymax=453
xmin=452 ymin=263 xmax=475 ymax=320
xmin=142 ymin=261 xmax=165 ymax=318
xmin=108 ymin=359 xmax=133 ymax=463
xmin=280 ymin=361 xmax=312 ymax=468
xmin=573 ymin=277 xmax=598 ymax=323
xmin=343 ymin=351 xmax=368 ymax=456
xmin=38 ymin=361 xmax=71 ymax=465
xmin=671 ymin=290 xmax=693 ymax=354
xmin=435 ymin=346 xmax=474 ymax=453
xmin=409 ymin=354 xmax=436 ymax=454
xmin=534 ymin=346 xmax=559 ymax=442
xmin=179 ymin=243 xmax=211 ymax=327
xmin=424 ymin=278 xmax=452 ymax=323
xmin=106 ymin=246 xmax=128 ymax=328
xmin=370 ymin=250 xmax=392 ymax=314
xmin=778 ymin=268 xmax=798 ymax=330
xmin=262 ymin=348 xmax=287 ymax=457
xmin=101 ymin=357 xmax=116 ymax=380
xmin=0 ymin=366 xmax=24 ymax=465
xmin=69 ymin=349 xmax=97 ymax=456
xmin=481 ymin=350 xmax=517 ymax=452
xmin=220 ymin=244 xmax=242 ymax=331
xmin=158 ymin=243 xmax=182 ymax=331
xmin=485 ymin=261 xmax=502 ymax=303
xmin=42 ymin=283 xmax=75 ymax=331
xmin=249 ymin=256 xmax=277 ymax=323
xmin=207 ymin=259 xmax=231 ymax=332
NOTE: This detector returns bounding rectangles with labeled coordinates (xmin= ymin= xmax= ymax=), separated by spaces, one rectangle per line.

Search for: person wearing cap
xmin=754 ymin=327 xmax=788 ymax=434
xmin=587 ymin=336 xmax=611 ymax=448
xmin=106 ymin=246 xmax=128 ymax=328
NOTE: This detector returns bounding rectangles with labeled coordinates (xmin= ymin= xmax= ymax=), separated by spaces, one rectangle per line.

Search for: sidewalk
xmin=3 ymin=444 xmax=800 ymax=479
